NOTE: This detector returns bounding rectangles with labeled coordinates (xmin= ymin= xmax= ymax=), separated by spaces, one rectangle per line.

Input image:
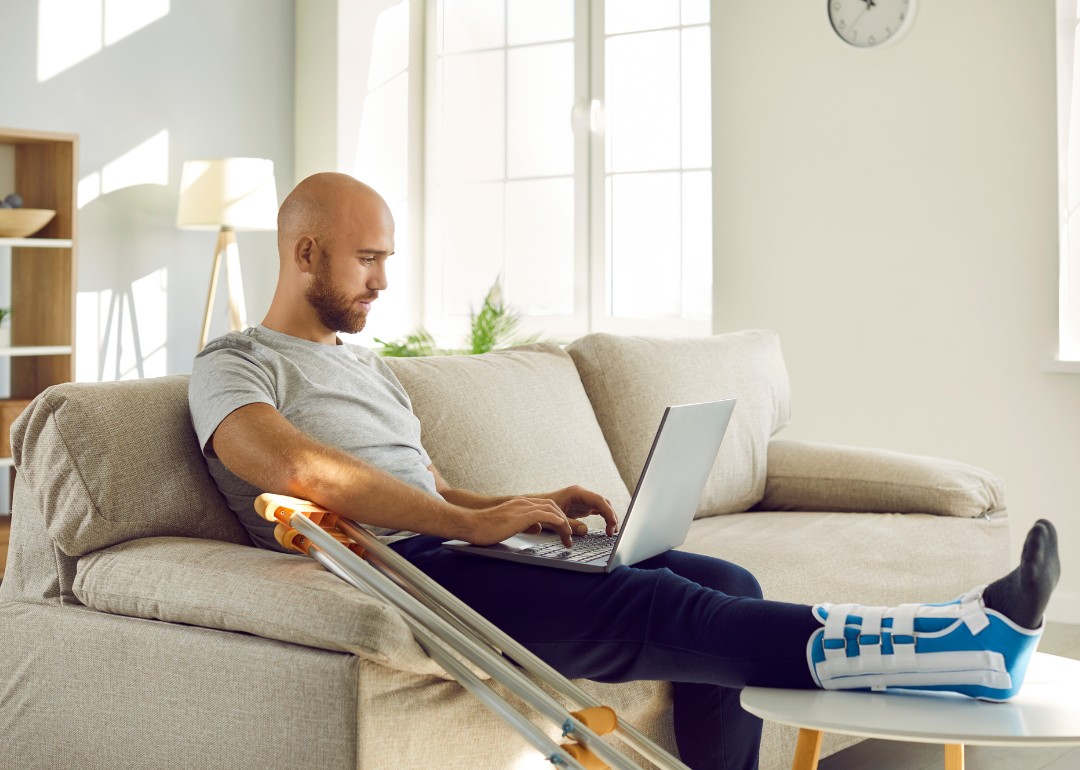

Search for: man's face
xmin=304 ymin=196 xmax=393 ymax=335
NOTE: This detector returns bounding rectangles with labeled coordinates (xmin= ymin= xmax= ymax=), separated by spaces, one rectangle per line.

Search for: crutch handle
xmin=561 ymin=743 xmax=609 ymax=770
xmin=274 ymin=523 xmax=311 ymax=555
xmin=570 ymin=707 xmax=618 ymax=736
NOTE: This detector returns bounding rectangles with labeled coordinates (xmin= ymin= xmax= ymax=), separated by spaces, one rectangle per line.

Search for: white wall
xmin=0 ymin=0 xmax=294 ymax=380
xmin=712 ymin=0 xmax=1080 ymax=622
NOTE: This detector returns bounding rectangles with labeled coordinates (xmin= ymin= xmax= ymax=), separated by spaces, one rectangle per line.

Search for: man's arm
xmin=429 ymin=465 xmax=619 ymax=537
xmin=211 ymin=403 xmax=579 ymax=545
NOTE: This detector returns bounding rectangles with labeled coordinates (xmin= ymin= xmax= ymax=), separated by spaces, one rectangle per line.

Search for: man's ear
xmin=294 ymin=235 xmax=317 ymax=274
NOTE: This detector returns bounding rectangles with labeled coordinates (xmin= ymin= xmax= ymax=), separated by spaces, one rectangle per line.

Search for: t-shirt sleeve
xmin=188 ymin=342 xmax=277 ymax=458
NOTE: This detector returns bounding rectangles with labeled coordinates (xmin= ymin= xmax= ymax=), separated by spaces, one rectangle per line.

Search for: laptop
xmin=442 ymin=399 xmax=737 ymax=573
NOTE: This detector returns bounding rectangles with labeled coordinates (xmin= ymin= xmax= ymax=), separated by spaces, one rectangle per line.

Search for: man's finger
xmin=535 ymin=508 xmax=574 ymax=546
xmin=578 ymin=488 xmax=619 ymax=536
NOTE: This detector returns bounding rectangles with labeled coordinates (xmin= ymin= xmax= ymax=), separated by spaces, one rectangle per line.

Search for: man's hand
xmin=462 ymin=498 xmax=579 ymax=547
xmin=537 ymin=485 xmax=619 ymax=538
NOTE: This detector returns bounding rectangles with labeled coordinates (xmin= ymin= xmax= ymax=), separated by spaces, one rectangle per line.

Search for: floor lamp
xmin=177 ymin=158 xmax=278 ymax=349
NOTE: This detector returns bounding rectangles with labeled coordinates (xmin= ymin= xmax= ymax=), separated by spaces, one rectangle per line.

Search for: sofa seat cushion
xmin=11 ymin=375 xmax=251 ymax=559
xmin=566 ymin=331 xmax=791 ymax=518
xmin=73 ymin=536 xmax=455 ymax=679
xmin=677 ymin=511 xmax=1011 ymax=607
xmin=757 ymin=440 xmax=1006 ymax=518
xmin=385 ymin=344 xmax=632 ymax=522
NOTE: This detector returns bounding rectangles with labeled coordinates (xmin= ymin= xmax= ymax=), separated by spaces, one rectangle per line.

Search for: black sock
xmin=982 ymin=519 xmax=1060 ymax=630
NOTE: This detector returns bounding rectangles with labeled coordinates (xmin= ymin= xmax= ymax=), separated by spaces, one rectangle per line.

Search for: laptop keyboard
xmin=519 ymin=530 xmax=617 ymax=563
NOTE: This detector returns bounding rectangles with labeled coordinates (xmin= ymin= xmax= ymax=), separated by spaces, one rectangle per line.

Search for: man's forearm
xmin=440 ymin=487 xmax=525 ymax=510
xmin=212 ymin=403 xmax=578 ymax=546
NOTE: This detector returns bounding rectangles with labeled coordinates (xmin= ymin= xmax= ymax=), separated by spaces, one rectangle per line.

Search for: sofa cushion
xmin=0 ymin=600 xmax=357 ymax=770
xmin=11 ymin=376 xmax=252 ymax=559
xmin=74 ymin=536 xmax=453 ymax=679
xmin=384 ymin=343 xmax=632 ymax=523
xmin=678 ymin=511 xmax=1011 ymax=607
xmin=566 ymin=331 xmax=791 ymax=518
xmin=757 ymin=440 xmax=1006 ymax=518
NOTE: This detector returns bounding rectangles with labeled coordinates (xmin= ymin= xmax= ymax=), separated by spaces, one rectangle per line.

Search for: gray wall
xmin=712 ymin=0 xmax=1080 ymax=621
xmin=0 ymin=0 xmax=294 ymax=380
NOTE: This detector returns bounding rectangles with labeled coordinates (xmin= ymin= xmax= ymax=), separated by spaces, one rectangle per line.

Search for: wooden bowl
xmin=0 ymin=209 xmax=57 ymax=238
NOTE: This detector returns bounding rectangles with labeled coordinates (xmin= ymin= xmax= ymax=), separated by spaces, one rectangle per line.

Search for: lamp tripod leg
xmin=222 ymin=228 xmax=248 ymax=332
xmin=199 ymin=230 xmax=228 ymax=350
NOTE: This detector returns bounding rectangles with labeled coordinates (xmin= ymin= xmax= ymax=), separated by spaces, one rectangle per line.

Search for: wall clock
xmin=828 ymin=0 xmax=917 ymax=49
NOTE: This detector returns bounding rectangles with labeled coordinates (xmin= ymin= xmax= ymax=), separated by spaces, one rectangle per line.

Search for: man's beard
xmin=305 ymin=254 xmax=377 ymax=335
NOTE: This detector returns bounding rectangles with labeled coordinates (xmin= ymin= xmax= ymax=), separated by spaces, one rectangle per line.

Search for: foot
xmin=983 ymin=519 xmax=1060 ymax=630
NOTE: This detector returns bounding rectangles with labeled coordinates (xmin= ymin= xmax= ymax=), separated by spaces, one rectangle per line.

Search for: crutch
xmin=256 ymin=493 xmax=692 ymax=770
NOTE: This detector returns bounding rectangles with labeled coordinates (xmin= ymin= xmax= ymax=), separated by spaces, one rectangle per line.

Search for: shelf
xmin=0 ymin=238 xmax=73 ymax=248
xmin=0 ymin=346 xmax=71 ymax=356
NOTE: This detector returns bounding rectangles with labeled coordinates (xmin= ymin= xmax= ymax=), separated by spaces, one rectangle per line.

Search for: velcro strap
xmin=823 ymin=604 xmax=856 ymax=660
xmin=890 ymin=604 xmax=920 ymax=655
xmin=857 ymin=607 xmax=886 ymax=656
xmin=960 ymin=595 xmax=990 ymax=635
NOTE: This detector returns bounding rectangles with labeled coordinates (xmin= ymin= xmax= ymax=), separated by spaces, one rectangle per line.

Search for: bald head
xmin=277 ymin=172 xmax=392 ymax=262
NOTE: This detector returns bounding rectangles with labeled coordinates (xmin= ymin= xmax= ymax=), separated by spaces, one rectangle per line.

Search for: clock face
xmin=828 ymin=0 xmax=914 ymax=48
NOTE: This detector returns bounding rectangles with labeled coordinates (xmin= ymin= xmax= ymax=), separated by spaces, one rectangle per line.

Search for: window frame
xmin=420 ymin=0 xmax=713 ymax=345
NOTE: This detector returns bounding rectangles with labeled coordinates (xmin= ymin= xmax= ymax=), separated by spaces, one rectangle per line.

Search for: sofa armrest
xmin=755 ymin=440 xmax=1005 ymax=518
xmin=73 ymin=536 xmax=455 ymax=678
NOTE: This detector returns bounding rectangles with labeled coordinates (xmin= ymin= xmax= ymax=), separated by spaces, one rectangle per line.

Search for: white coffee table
xmin=740 ymin=652 xmax=1080 ymax=770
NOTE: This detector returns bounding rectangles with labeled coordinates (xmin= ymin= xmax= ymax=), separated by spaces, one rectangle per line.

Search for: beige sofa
xmin=0 ymin=330 xmax=1010 ymax=770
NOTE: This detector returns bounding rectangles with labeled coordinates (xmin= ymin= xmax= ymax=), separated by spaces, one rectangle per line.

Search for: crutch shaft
xmin=308 ymin=548 xmax=588 ymax=770
xmin=293 ymin=515 xmax=637 ymax=770
xmin=333 ymin=517 xmax=690 ymax=770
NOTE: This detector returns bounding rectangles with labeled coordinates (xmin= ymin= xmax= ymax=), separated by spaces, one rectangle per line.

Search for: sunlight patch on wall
xmin=37 ymin=0 xmax=170 ymax=81
xmin=76 ymin=267 xmax=168 ymax=382
xmin=77 ymin=130 xmax=169 ymax=209
xmin=38 ymin=0 xmax=102 ymax=82
xmin=104 ymin=0 xmax=169 ymax=46
xmin=102 ymin=129 xmax=169 ymax=193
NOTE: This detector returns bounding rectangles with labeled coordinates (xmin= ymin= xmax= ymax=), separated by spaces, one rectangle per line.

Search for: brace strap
xmin=960 ymin=590 xmax=990 ymax=635
xmin=857 ymin=606 xmax=886 ymax=656
xmin=823 ymin=604 xmax=856 ymax=660
xmin=891 ymin=604 xmax=921 ymax=655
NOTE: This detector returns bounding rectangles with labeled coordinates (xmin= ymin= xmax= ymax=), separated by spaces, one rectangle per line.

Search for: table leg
xmin=792 ymin=728 xmax=824 ymax=770
xmin=944 ymin=743 xmax=964 ymax=770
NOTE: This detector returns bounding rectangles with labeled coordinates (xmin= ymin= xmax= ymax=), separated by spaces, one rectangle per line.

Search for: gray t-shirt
xmin=188 ymin=325 xmax=438 ymax=552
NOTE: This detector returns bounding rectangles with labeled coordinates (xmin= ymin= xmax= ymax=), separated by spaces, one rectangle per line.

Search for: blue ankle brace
xmin=806 ymin=586 xmax=1042 ymax=701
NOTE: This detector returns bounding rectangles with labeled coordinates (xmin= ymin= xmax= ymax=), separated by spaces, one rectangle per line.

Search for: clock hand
xmin=847 ymin=6 xmax=868 ymax=32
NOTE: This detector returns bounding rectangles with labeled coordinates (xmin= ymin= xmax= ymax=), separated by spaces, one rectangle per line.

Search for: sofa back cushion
xmin=11 ymin=375 xmax=252 ymax=559
xmin=385 ymin=344 xmax=632 ymax=520
xmin=565 ymin=331 xmax=791 ymax=518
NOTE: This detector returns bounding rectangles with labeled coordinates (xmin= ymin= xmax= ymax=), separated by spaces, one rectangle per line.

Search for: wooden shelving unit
xmin=0 ymin=128 xmax=78 ymax=545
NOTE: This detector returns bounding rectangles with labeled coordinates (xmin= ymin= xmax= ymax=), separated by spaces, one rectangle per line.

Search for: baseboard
xmin=1047 ymin=589 xmax=1080 ymax=626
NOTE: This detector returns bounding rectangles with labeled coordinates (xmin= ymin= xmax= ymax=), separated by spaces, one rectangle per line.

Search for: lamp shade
xmin=177 ymin=158 xmax=278 ymax=231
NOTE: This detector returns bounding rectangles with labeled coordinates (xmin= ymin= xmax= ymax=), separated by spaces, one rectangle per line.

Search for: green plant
xmin=464 ymin=278 xmax=540 ymax=355
xmin=0 ymin=308 xmax=11 ymax=325
xmin=373 ymin=328 xmax=442 ymax=358
xmin=376 ymin=277 xmax=546 ymax=357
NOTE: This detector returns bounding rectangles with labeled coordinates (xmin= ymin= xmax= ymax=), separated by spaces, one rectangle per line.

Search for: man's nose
xmin=371 ymin=263 xmax=389 ymax=291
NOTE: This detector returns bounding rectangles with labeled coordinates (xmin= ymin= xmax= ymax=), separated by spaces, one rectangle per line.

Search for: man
xmin=190 ymin=173 xmax=1060 ymax=770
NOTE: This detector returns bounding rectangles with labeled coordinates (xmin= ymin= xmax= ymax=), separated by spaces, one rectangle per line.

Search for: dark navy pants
xmin=390 ymin=536 xmax=821 ymax=770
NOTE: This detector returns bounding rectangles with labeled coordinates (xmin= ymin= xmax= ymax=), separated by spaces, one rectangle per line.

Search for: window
xmin=425 ymin=0 xmax=712 ymax=342
xmin=1058 ymin=0 xmax=1080 ymax=362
